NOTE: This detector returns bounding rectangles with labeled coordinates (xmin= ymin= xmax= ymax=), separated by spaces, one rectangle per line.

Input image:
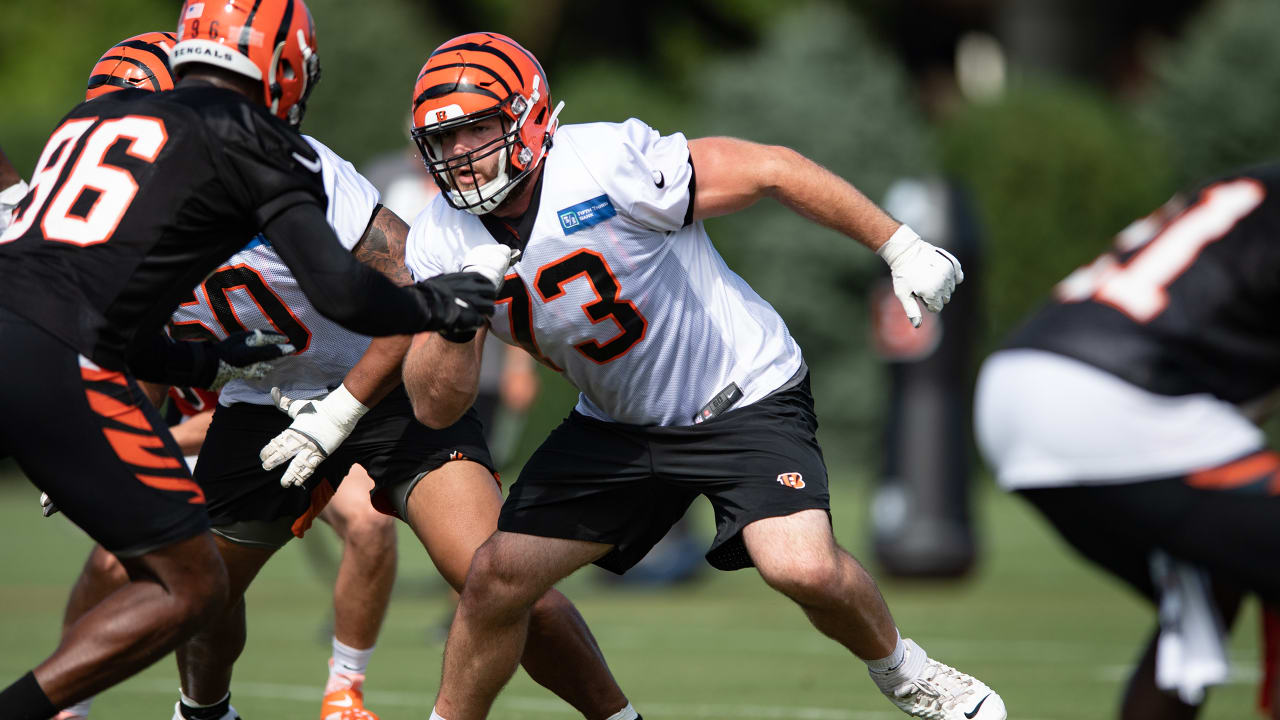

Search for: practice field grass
xmin=0 ymin=463 xmax=1265 ymax=720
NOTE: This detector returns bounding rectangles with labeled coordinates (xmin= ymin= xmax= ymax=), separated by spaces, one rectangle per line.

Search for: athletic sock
xmin=429 ymin=707 xmax=448 ymax=720
xmin=603 ymin=702 xmax=640 ymax=720
xmin=327 ymin=638 xmax=375 ymax=692
xmin=178 ymin=691 xmax=231 ymax=720
xmin=0 ymin=671 xmax=57 ymax=720
xmin=866 ymin=630 xmax=907 ymax=674
xmin=867 ymin=636 xmax=928 ymax=696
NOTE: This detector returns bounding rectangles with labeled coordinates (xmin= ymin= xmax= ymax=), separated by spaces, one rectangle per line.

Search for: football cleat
xmin=870 ymin=639 xmax=1006 ymax=720
xmin=322 ymin=671 xmax=378 ymax=720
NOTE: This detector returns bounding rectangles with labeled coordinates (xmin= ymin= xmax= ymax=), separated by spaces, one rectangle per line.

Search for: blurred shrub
xmin=1142 ymin=0 xmax=1280 ymax=188
xmin=939 ymin=81 xmax=1173 ymax=350
xmin=695 ymin=1 xmax=934 ymax=467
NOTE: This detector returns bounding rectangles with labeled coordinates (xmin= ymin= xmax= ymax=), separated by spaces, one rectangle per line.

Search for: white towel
xmin=1150 ymin=550 xmax=1229 ymax=704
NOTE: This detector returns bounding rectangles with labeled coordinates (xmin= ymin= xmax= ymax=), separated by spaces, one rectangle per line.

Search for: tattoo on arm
xmin=352 ymin=206 xmax=414 ymax=286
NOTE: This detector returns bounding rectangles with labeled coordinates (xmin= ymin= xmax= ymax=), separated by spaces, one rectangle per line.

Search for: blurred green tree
xmin=1143 ymin=0 xmax=1280 ymax=188
xmin=940 ymin=81 xmax=1173 ymax=351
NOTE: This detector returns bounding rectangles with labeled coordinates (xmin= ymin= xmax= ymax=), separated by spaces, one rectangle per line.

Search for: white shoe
xmin=870 ymin=639 xmax=1006 ymax=720
xmin=171 ymin=701 xmax=241 ymax=720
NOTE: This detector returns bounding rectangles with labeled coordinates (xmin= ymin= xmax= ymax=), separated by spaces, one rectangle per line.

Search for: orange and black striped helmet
xmin=170 ymin=0 xmax=320 ymax=128
xmin=85 ymin=32 xmax=178 ymax=100
xmin=410 ymin=32 xmax=564 ymax=214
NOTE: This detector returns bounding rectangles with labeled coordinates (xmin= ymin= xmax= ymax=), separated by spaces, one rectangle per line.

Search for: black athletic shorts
xmin=0 ymin=307 xmax=208 ymax=557
xmin=1017 ymin=450 xmax=1280 ymax=604
xmin=499 ymin=373 xmax=830 ymax=573
xmin=195 ymin=386 xmax=493 ymax=548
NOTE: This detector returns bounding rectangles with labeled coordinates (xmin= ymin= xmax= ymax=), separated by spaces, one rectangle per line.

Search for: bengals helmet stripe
xmin=86 ymin=32 xmax=179 ymax=100
xmin=172 ymin=0 xmax=320 ymax=127
xmin=239 ymin=0 xmax=266 ymax=56
xmin=409 ymin=33 xmax=563 ymax=215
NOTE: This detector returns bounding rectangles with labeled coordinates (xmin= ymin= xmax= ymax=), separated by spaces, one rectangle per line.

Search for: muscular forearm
xmin=344 ymin=335 xmax=411 ymax=408
xmin=689 ymin=137 xmax=900 ymax=252
xmin=403 ymin=327 xmax=485 ymax=429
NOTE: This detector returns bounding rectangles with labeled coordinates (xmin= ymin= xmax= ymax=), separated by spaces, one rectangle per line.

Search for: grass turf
xmin=0 ymin=463 xmax=1264 ymax=719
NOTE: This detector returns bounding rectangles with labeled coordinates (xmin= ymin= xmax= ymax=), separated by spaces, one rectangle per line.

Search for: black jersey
xmin=0 ymin=84 xmax=327 ymax=371
xmin=1007 ymin=164 xmax=1280 ymax=404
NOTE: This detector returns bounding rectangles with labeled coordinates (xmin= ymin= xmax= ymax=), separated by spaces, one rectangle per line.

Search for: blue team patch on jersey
xmin=244 ymin=234 xmax=268 ymax=251
xmin=557 ymin=195 xmax=616 ymax=235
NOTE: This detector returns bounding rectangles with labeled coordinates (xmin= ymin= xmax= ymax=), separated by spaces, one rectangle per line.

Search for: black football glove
xmin=416 ymin=272 xmax=496 ymax=342
xmin=199 ymin=329 xmax=296 ymax=389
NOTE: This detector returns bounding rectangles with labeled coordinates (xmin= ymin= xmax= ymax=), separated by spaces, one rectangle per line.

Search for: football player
xmin=52 ymin=24 xmax=640 ymax=720
xmin=976 ymin=169 xmax=1280 ymax=719
xmin=0 ymin=0 xmax=493 ymax=717
xmin=400 ymin=32 xmax=1005 ymax=720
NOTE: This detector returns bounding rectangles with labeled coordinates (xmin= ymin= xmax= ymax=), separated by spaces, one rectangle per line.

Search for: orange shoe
xmin=321 ymin=674 xmax=378 ymax=720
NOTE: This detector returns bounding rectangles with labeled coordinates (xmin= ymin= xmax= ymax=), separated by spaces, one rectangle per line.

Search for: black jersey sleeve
xmin=127 ymin=332 xmax=219 ymax=387
xmin=204 ymin=101 xmax=329 ymax=225
xmin=262 ymin=202 xmax=439 ymax=336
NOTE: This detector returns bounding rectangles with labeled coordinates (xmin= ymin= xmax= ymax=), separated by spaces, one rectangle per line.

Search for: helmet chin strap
xmin=449 ymin=146 xmax=514 ymax=215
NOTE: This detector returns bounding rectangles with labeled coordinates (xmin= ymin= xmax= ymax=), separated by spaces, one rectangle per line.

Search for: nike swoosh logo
xmin=964 ymin=693 xmax=991 ymax=719
xmin=327 ymin=696 xmax=354 ymax=707
xmin=292 ymin=151 xmax=322 ymax=173
xmin=652 ymin=170 xmax=665 ymax=188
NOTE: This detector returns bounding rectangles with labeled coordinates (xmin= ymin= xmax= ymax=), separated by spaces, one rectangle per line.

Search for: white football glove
xmin=259 ymin=384 xmax=369 ymax=488
xmin=0 ymin=180 xmax=30 ymax=236
xmin=876 ymin=224 xmax=964 ymax=328
xmin=461 ymin=243 xmax=521 ymax=289
xmin=39 ymin=491 xmax=59 ymax=518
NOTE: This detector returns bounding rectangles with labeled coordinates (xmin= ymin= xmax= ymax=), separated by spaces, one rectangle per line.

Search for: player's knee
xmin=342 ymin=506 xmax=397 ymax=556
xmin=757 ymin=552 xmax=844 ymax=604
xmin=86 ymin=545 xmax=130 ymax=588
xmin=462 ymin=542 xmax=537 ymax=612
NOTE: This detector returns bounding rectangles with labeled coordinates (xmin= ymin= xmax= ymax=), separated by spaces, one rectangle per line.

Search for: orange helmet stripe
xmin=86 ymin=32 xmax=178 ymax=98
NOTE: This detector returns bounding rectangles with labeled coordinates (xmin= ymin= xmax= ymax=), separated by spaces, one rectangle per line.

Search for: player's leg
xmin=168 ymin=400 xmax=339 ymax=719
xmin=435 ymin=530 xmax=610 ymax=720
xmin=744 ymin=510 xmax=897 ymax=657
xmin=399 ymin=459 xmax=627 ymax=719
xmin=0 ymin=330 xmax=225 ymax=720
xmin=317 ymin=464 xmax=396 ymax=720
xmin=174 ymin=535 xmax=276 ymax=710
xmin=382 ymin=404 xmax=661 ymax=720
xmin=47 ymin=546 xmax=132 ymax=719
xmin=673 ymin=373 xmax=1003 ymax=719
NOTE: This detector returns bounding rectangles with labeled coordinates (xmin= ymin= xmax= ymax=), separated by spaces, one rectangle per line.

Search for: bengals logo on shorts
xmin=776 ymin=472 xmax=805 ymax=489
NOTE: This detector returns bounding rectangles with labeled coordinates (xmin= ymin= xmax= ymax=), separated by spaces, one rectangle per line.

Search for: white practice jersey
xmin=406 ymin=119 xmax=803 ymax=426
xmin=169 ymin=136 xmax=379 ymax=406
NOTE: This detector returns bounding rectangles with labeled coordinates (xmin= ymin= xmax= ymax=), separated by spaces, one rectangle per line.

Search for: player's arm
xmin=261 ymin=206 xmax=461 ymax=486
xmin=127 ymin=329 xmax=294 ymax=389
xmin=687 ymin=137 xmax=962 ymax=327
xmin=403 ymin=325 xmax=488 ymax=429
xmin=263 ymin=202 xmax=493 ymax=337
xmin=401 ymin=243 xmax=518 ymax=429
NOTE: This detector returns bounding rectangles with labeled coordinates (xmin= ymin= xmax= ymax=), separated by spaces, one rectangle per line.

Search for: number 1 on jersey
xmin=1055 ymin=179 xmax=1265 ymax=322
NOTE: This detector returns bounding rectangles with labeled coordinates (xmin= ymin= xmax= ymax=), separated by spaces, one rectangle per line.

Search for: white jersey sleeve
xmin=304 ymin=135 xmax=379 ymax=249
xmin=169 ymin=138 xmax=381 ymax=406
xmin=563 ymin=118 xmax=694 ymax=233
